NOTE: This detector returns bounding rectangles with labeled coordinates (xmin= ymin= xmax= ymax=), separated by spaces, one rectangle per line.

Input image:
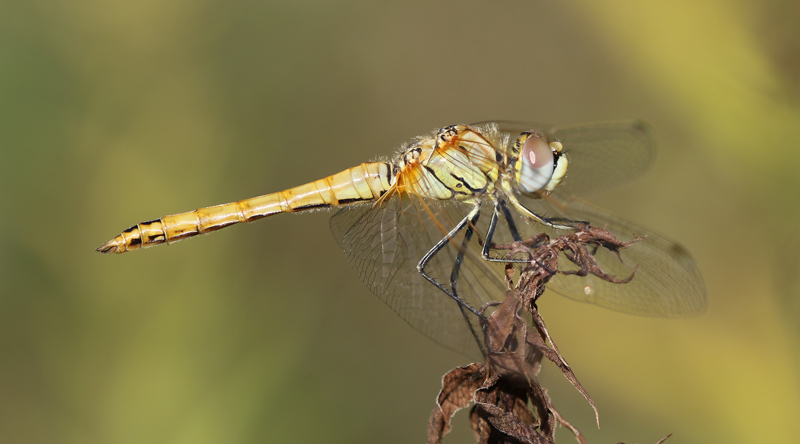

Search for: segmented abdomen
xmin=96 ymin=162 xmax=392 ymax=254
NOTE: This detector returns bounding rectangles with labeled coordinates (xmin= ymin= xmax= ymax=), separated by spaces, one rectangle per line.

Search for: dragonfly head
xmin=511 ymin=132 xmax=568 ymax=195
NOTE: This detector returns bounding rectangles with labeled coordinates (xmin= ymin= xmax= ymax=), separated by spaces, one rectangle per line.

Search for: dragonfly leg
xmin=481 ymin=202 xmax=535 ymax=264
xmin=417 ymin=204 xmax=484 ymax=319
xmin=505 ymin=192 xmax=585 ymax=230
xmin=448 ymin=207 xmax=488 ymax=358
xmin=482 ymin=201 xmax=563 ymax=276
xmin=498 ymin=199 xmax=523 ymax=242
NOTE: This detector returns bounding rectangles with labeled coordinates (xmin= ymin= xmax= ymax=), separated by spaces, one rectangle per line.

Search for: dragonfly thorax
xmin=390 ymin=125 xmax=502 ymax=202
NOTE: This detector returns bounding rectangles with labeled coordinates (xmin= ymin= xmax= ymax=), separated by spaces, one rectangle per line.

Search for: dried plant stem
xmin=427 ymin=225 xmax=666 ymax=444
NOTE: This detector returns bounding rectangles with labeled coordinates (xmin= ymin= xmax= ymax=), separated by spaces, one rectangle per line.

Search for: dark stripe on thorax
xmin=422 ymin=165 xmax=457 ymax=198
xmin=449 ymin=172 xmax=485 ymax=193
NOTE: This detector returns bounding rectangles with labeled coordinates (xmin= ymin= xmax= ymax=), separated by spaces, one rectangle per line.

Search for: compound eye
xmin=519 ymin=136 xmax=554 ymax=193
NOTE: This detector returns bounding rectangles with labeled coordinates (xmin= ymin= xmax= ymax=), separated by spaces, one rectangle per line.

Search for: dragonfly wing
xmin=512 ymin=192 xmax=707 ymax=317
xmin=330 ymin=194 xmax=507 ymax=360
xmin=489 ymin=120 xmax=655 ymax=196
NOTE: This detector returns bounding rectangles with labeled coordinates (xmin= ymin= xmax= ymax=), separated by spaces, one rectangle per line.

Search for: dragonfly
xmin=97 ymin=121 xmax=706 ymax=360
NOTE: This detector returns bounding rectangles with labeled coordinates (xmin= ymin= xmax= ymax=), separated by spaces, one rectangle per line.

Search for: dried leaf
xmin=473 ymin=402 xmax=552 ymax=444
xmin=471 ymin=372 xmax=554 ymax=444
xmin=428 ymin=363 xmax=487 ymax=444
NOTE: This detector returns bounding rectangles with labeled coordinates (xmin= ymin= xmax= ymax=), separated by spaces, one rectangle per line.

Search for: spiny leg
xmin=498 ymin=199 xmax=523 ymax=243
xmin=505 ymin=191 xmax=589 ymax=231
xmin=483 ymin=200 xmax=571 ymax=283
xmin=481 ymin=201 xmax=535 ymax=264
xmin=448 ymin=208 xmax=487 ymax=357
xmin=417 ymin=203 xmax=484 ymax=319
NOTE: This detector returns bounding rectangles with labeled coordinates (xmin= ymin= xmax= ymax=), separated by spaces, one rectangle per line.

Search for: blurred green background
xmin=2 ymin=1 xmax=799 ymax=443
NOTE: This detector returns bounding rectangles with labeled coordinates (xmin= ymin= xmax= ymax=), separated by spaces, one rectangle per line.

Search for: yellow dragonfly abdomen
xmin=96 ymin=161 xmax=393 ymax=254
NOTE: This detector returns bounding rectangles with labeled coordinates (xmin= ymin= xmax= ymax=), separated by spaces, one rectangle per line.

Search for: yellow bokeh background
xmin=1 ymin=1 xmax=798 ymax=443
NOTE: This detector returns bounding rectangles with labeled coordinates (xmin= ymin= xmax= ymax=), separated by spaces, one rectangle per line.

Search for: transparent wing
xmin=512 ymin=191 xmax=707 ymax=317
xmin=489 ymin=120 xmax=655 ymax=196
xmin=330 ymin=193 xmax=507 ymax=360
